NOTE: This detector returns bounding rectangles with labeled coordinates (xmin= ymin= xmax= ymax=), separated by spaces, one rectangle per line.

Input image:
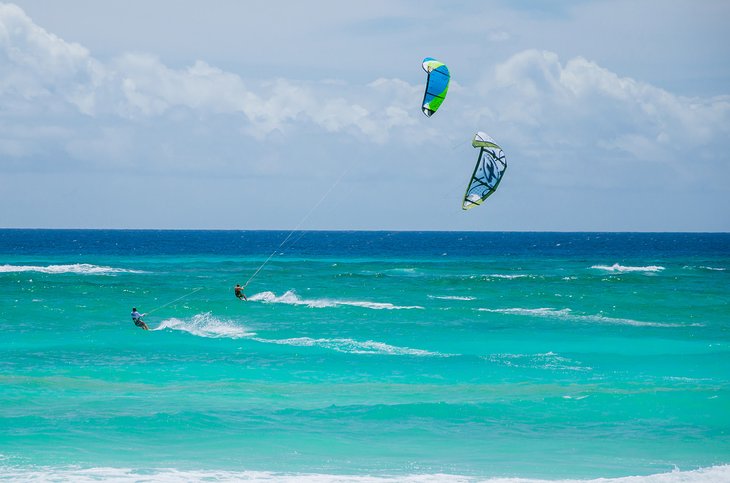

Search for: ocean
xmin=0 ymin=230 xmax=728 ymax=482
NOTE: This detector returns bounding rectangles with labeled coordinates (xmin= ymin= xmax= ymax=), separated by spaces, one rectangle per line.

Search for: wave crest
xmin=478 ymin=307 xmax=698 ymax=328
xmin=254 ymin=336 xmax=449 ymax=357
xmin=483 ymin=351 xmax=591 ymax=372
xmin=249 ymin=290 xmax=423 ymax=310
xmin=591 ymin=263 xmax=665 ymax=273
xmin=428 ymin=295 xmax=476 ymax=301
xmin=0 ymin=464 xmax=728 ymax=482
xmin=0 ymin=263 xmax=144 ymax=275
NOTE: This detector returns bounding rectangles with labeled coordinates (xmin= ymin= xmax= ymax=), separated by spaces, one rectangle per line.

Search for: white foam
xmin=0 ymin=263 xmax=144 ymax=275
xmin=487 ymin=274 xmax=532 ymax=279
xmin=480 ymin=307 xmax=571 ymax=317
xmin=428 ymin=295 xmax=476 ymax=301
xmin=254 ymin=336 xmax=450 ymax=357
xmin=478 ymin=307 xmax=699 ymax=328
xmin=151 ymin=315 xmax=445 ymax=357
xmin=590 ymin=263 xmax=665 ymax=273
xmin=153 ymin=312 xmax=254 ymax=339
xmin=682 ymin=265 xmax=727 ymax=272
xmin=484 ymin=351 xmax=591 ymax=372
xmin=249 ymin=290 xmax=423 ymax=310
xmin=0 ymin=465 xmax=727 ymax=482
xmin=385 ymin=267 xmax=418 ymax=275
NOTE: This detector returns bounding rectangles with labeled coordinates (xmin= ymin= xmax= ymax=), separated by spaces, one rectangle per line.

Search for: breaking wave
xmin=0 ymin=263 xmax=144 ymax=275
xmin=483 ymin=351 xmax=591 ymax=372
xmin=486 ymin=273 xmax=533 ymax=279
xmin=428 ymin=295 xmax=476 ymax=301
xmin=590 ymin=263 xmax=665 ymax=273
xmin=150 ymin=314 xmax=444 ymax=357
xmin=253 ymin=336 xmax=450 ymax=357
xmin=478 ymin=307 xmax=700 ymax=328
xmin=0 ymin=464 xmax=727 ymax=482
xmin=249 ymin=290 xmax=423 ymax=310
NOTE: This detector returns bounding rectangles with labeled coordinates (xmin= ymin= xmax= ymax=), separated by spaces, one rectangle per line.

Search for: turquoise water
xmin=1 ymin=231 xmax=729 ymax=481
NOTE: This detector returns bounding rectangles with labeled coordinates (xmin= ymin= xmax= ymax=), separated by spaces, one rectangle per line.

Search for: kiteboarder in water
xmin=234 ymin=284 xmax=247 ymax=301
xmin=131 ymin=307 xmax=149 ymax=330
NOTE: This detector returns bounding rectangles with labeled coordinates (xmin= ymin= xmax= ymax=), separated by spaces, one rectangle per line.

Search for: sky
xmin=0 ymin=0 xmax=728 ymax=231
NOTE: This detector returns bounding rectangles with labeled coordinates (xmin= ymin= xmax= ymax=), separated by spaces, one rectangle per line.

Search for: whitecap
xmin=590 ymin=263 xmax=665 ymax=273
xmin=253 ymin=336 xmax=450 ymax=357
xmin=0 ymin=465 xmax=729 ymax=482
xmin=428 ymin=295 xmax=476 ymax=301
xmin=0 ymin=263 xmax=144 ymax=275
xmin=478 ymin=307 xmax=699 ymax=328
xmin=249 ymin=290 xmax=423 ymax=310
xmin=483 ymin=351 xmax=591 ymax=372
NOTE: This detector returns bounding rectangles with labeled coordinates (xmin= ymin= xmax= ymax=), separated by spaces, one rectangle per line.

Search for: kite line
xmin=243 ymin=167 xmax=351 ymax=288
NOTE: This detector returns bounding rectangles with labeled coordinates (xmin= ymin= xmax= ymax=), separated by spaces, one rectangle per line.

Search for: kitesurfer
xmin=234 ymin=284 xmax=247 ymax=301
xmin=131 ymin=307 xmax=149 ymax=330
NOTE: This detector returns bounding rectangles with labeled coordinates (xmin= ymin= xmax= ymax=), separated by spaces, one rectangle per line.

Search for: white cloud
xmin=0 ymin=2 xmax=728 ymax=230
xmin=479 ymin=49 xmax=730 ymax=176
xmin=0 ymin=3 xmax=100 ymax=103
xmin=0 ymin=3 xmax=424 ymax=148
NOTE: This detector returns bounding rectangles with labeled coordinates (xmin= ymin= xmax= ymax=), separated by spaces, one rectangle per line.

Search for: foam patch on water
xmin=590 ymin=263 xmax=665 ymax=273
xmin=478 ymin=307 xmax=699 ymax=328
xmin=0 ymin=263 xmax=144 ymax=275
xmin=152 ymin=315 xmax=443 ymax=357
xmin=0 ymin=464 xmax=728 ymax=482
xmin=428 ymin=295 xmax=476 ymax=301
xmin=254 ymin=336 xmax=449 ymax=357
xmin=486 ymin=273 xmax=533 ymax=279
xmin=153 ymin=312 xmax=254 ymax=339
xmin=687 ymin=265 xmax=726 ymax=271
xmin=384 ymin=267 xmax=420 ymax=276
xmin=483 ymin=351 xmax=591 ymax=372
xmin=249 ymin=290 xmax=423 ymax=310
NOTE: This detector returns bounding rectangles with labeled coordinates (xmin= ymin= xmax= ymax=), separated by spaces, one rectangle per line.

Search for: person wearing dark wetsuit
xmin=234 ymin=284 xmax=247 ymax=301
xmin=131 ymin=308 xmax=149 ymax=330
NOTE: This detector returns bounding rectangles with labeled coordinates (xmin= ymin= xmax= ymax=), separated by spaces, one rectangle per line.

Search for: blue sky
xmin=1 ymin=0 xmax=728 ymax=231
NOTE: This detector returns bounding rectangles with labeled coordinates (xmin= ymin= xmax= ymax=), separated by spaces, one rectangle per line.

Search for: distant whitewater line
xmin=478 ymin=307 xmax=701 ymax=328
xmin=483 ymin=351 xmax=592 ymax=372
xmin=0 ymin=464 xmax=727 ymax=482
xmin=458 ymin=273 xmax=537 ymax=280
xmin=154 ymin=313 xmax=446 ymax=357
xmin=428 ymin=295 xmax=476 ymax=301
xmin=682 ymin=265 xmax=727 ymax=272
xmin=0 ymin=263 xmax=144 ymax=275
xmin=591 ymin=263 xmax=665 ymax=273
xmin=253 ymin=336 xmax=450 ymax=357
xmin=486 ymin=273 xmax=533 ymax=279
xmin=249 ymin=290 xmax=424 ymax=310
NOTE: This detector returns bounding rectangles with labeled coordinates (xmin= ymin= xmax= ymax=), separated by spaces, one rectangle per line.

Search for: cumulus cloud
xmin=483 ymin=50 xmax=730 ymax=145
xmin=1 ymin=3 xmax=728 ymax=197
xmin=474 ymin=49 xmax=730 ymax=191
xmin=0 ymin=2 xmax=425 ymax=157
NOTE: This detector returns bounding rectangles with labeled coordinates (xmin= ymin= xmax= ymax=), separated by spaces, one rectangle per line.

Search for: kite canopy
xmin=421 ymin=57 xmax=450 ymax=117
xmin=462 ymin=132 xmax=507 ymax=210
